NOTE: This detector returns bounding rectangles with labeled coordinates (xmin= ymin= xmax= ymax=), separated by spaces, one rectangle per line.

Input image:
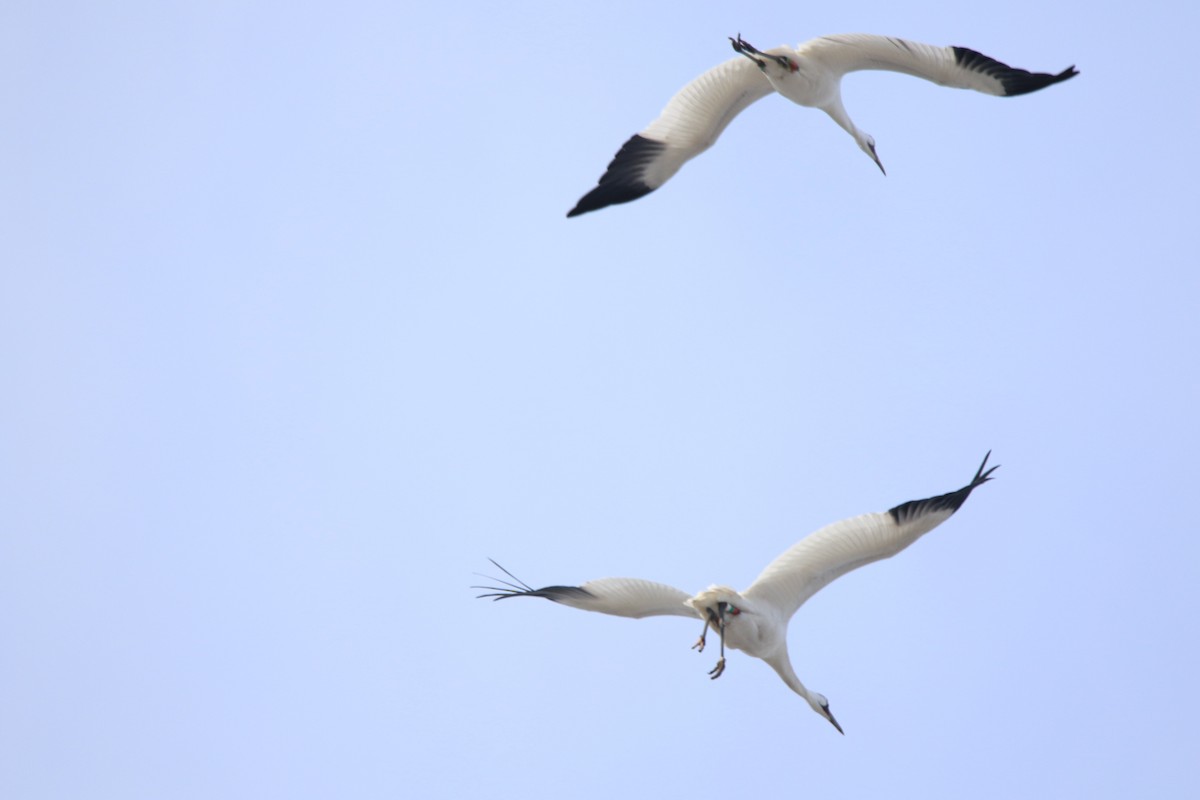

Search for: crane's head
xmin=807 ymin=691 xmax=844 ymax=735
xmin=729 ymin=35 xmax=798 ymax=76
xmin=857 ymin=133 xmax=885 ymax=175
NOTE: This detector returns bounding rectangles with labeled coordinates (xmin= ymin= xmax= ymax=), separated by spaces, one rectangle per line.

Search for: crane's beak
xmin=868 ymin=142 xmax=886 ymax=176
xmin=822 ymin=702 xmax=845 ymax=735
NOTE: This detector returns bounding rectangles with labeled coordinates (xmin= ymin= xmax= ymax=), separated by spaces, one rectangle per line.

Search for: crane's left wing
xmin=567 ymin=54 xmax=775 ymax=217
xmin=799 ymin=34 xmax=1078 ymax=97
xmin=743 ymin=453 xmax=997 ymax=622
xmin=476 ymin=562 xmax=697 ymax=619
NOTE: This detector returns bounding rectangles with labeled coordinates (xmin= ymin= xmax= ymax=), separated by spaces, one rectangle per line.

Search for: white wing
xmin=743 ymin=453 xmax=997 ymax=621
xmin=798 ymin=34 xmax=1078 ymax=97
xmin=568 ymin=56 xmax=774 ymax=217
xmin=477 ymin=568 xmax=697 ymax=620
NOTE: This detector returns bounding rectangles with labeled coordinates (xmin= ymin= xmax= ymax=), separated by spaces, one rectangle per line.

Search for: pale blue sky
xmin=3 ymin=1 xmax=1198 ymax=798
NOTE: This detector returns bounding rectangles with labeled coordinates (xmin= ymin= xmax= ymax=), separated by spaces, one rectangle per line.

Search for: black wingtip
xmin=472 ymin=560 xmax=596 ymax=603
xmin=887 ymin=452 xmax=999 ymax=525
xmin=567 ymin=134 xmax=665 ymax=217
xmin=952 ymin=46 xmax=1080 ymax=96
xmin=567 ymin=182 xmax=654 ymax=217
xmin=475 ymin=584 xmax=597 ymax=603
xmin=970 ymin=450 xmax=1000 ymax=487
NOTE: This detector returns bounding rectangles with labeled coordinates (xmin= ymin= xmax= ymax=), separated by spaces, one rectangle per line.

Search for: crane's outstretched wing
xmin=475 ymin=560 xmax=697 ymax=619
xmin=567 ymin=56 xmax=774 ymax=217
xmin=743 ymin=453 xmax=998 ymax=621
xmin=800 ymin=34 xmax=1078 ymax=96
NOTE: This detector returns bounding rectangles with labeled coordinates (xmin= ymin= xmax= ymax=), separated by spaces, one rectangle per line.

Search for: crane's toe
xmin=708 ymin=657 xmax=726 ymax=679
xmin=730 ymin=34 xmax=761 ymax=55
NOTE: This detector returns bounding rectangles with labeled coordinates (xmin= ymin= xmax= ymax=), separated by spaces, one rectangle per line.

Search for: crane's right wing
xmin=475 ymin=561 xmax=697 ymax=619
xmin=743 ymin=453 xmax=997 ymax=622
xmin=797 ymin=34 xmax=1078 ymax=97
xmin=567 ymin=55 xmax=775 ymax=217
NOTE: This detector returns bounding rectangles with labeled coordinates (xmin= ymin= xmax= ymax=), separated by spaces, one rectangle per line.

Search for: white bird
xmin=477 ymin=453 xmax=997 ymax=733
xmin=567 ymin=34 xmax=1077 ymax=216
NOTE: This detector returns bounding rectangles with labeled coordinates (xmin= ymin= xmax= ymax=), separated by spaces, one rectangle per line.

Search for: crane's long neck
xmin=820 ymin=95 xmax=884 ymax=174
xmin=820 ymin=96 xmax=867 ymax=150
xmin=764 ymin=650 xmax=843 ymax=733
xmin=762 ymin=650 xmax=815 ymax=704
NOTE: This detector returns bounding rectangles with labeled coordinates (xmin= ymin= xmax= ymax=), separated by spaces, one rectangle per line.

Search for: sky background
xmin=3 ymin=1 xmax=1198 ymax=797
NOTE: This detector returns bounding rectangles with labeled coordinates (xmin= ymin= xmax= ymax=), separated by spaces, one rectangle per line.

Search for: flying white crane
xmin=477 ymin=453 xmax=998 ymax=733
xmin=567 ymin=34 xmax=1078 ymax=216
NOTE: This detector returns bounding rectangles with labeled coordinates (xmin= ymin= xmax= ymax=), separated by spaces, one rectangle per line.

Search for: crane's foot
xmin=729 ymin=35 xmax=763 ymax=56
xmin=692 ymin=615 xmax=712 ymax=652
xmin=708 ymin=657 xmax=726 ymax=680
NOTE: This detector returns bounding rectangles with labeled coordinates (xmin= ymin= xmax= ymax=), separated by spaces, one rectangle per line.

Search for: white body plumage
xmin=478 ymin=454 xmax=998 ymax=733
xmin=567 ymin=34 xmax=1077 ymax=216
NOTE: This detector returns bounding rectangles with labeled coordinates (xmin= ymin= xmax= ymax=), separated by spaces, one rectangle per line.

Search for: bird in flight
xmin=567 ymin=34 xmax=1078 ymax=216
xmin=477 ymin=453 xmax=998 ymax=733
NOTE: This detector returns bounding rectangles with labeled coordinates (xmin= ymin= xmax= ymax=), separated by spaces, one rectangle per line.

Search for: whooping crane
xmin=477 ymin=453 xmax=998 ymax=733
xmin=567 ymin=34 xmax=1077 ymax=216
